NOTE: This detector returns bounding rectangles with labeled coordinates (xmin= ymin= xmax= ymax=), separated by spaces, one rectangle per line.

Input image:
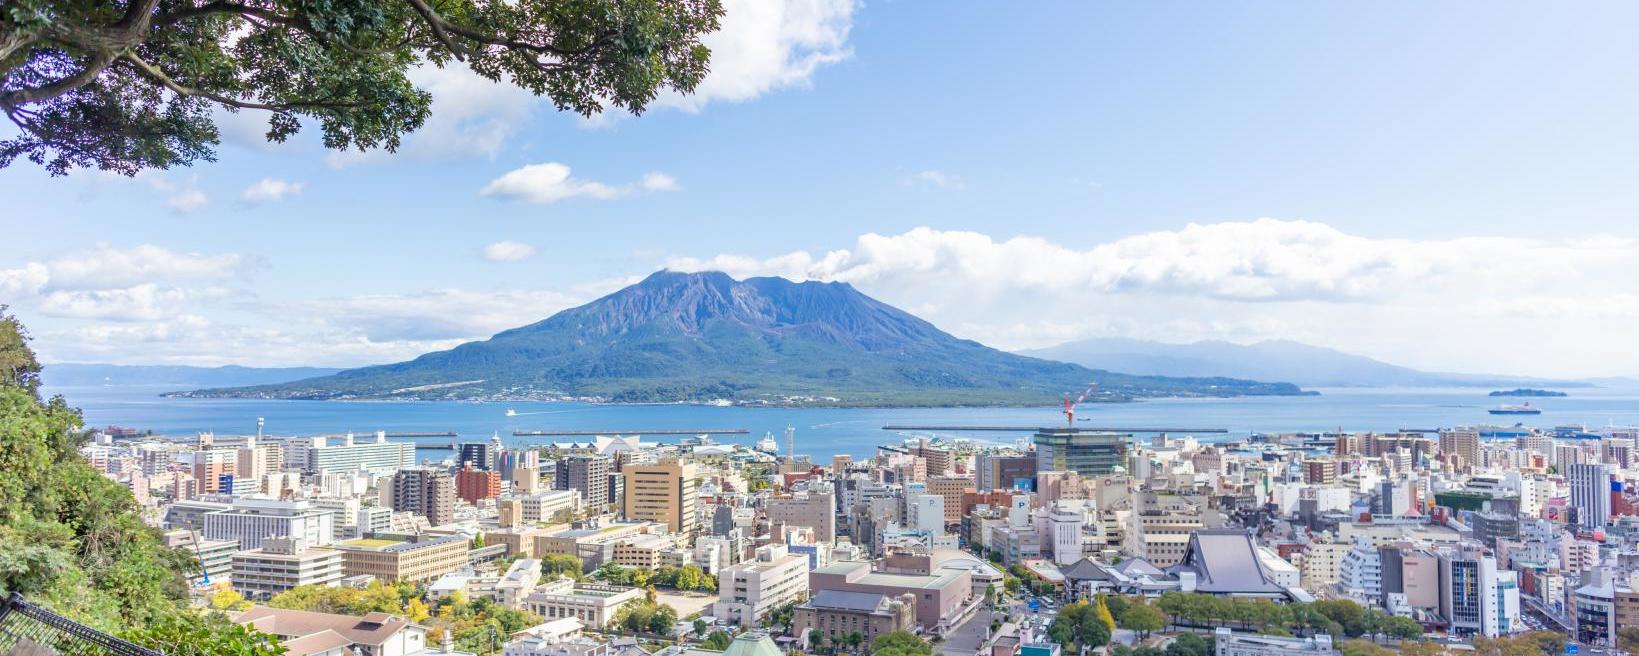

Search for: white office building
xmin=712 ymin=544 xmax=811 ymax=626
xmin=1569 ymin=463 xmax=1611 ymax=529
xmin=204 ymin=498 xmax=335 ymax=550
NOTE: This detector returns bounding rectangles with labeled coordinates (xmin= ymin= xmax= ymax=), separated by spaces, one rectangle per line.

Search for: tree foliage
xmin=1120 ymin=603 xmax=1166 ymax=638
xmin=120 ymin=611 xmax=285 ymax=656
xmin=1048 ymin=600 xmax=1112 ymax=653
xmin=0 ymin=0 xmax=724 ymax=175
xmin=540 ymin=553 xmax=583 ymax=580
xmin=0 ymin=310 xmax=284 ymax=654
xmin=269 ymin=579 xmax=423 ymax=618
xmin=700 ymin=630 xmax=733 ymax=651
xmin=871 ymin=631 xmax=931 ymax=656
xmin=613 ymin=598 xmax=677 ymax=634
xmin=0 ymin=307 xmax=42 ymax=396
xmin=1165 ymin=633 xmax=1214 ymax=656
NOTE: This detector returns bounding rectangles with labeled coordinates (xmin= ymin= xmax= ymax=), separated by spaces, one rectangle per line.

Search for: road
xmin=939 ymin=607 xmax=994 ymax=656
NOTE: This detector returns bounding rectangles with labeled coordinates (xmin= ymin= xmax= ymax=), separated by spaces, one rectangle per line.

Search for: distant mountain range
xmin=1019 ymin=337 xmax=1600 ymax=389
xmin=171 ymin=271 xmax=1309 ymax=406
xmin=42 ymin=364 xmax=344 ymax=389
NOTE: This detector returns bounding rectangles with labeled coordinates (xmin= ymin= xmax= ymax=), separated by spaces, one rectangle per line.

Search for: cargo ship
xmin=1488 ymin=403 xmax=1542 ymax=415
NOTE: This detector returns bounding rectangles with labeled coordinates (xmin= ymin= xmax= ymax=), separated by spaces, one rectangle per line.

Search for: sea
xmin=42 ymin=384 xmax=1639 ymax=460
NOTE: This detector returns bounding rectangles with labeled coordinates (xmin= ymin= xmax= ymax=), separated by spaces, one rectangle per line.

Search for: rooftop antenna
xmin=257 ymin=417 xmax=265 ymax=440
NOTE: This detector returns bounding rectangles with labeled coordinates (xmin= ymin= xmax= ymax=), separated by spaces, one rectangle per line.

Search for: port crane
xmin=1061 ymin=382 xmax=1098 ymax=427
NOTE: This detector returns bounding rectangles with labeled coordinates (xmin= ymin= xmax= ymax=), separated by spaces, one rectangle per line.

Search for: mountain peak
xmin=178 ymin=271 xmax=1306 ymax=404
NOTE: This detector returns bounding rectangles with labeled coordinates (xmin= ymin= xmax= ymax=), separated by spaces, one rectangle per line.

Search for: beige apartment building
xmin=1123 ymin=493 xmax=1203 ymax=567
xmin=337 ymin=534 xmax=470 ymax=583
xmin=713 ymin=544 xmax=812 ymax=626
xmin=623 ymin=460 xmax=699 ymax=535
xmin=767 ymin=490 xmax=838 ymax=543
xmin=926 ymin=477 xmax=975 ymax=526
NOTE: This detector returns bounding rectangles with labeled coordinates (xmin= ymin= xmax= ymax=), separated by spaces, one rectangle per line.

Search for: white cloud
xmin=240 ymin=178 xmax=306 ymax=204
xmin=0 ymin=263 xmax=50 ymax=296
xmin=42 ymin=244 xmax=257 ymax=291
xmin=906 ymin=170 xmax=961 ymax=189
xmin=481 ymin=163 xmax=680 ymax=204
xmin=659 ymin=0 xmax=859 ymax=111
xmin=146 ymin=175 xmax=209 ymax=213
xmin=37 ymin=284 xmax=227 ymax=321
xmin=667 ymin=220 xmax=1635 ymax=303
xmin=483 ymin=241 xmax=540 ymax=262
xmin=661 ymin=220 xmax=1639 ymax=376
xmin=641 ymin=172 xmax=682 ymax=192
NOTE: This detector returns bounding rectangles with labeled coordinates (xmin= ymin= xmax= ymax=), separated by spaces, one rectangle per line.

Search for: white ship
xmin=505 ymin=408 xmax=517 ymax=417
xmin=754 ymin=432 xmax=780 ymax=454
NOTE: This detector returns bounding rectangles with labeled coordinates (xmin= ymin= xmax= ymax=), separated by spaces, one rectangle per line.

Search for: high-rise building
xmin=555 ymin=454 xmax=612 ymax=510
xmin=622 ymin=460 xmax=698 ymax=535
xmin=976 ymin=453 xmax=1036 ymax=492
xmin=391 ymin=468 xmax=456 ymax=527
xmin=1569 ymin=463 xmax=1612 ymax=530
xmin=458 ymin=435 xmax=505 ymax=471
xmin=1437 ymin=543 xmax=1519 ymax=637
xmin=908 ymin=439 xmax=952 ymax=476
xmin=925 ymin=476 xmax=973 ymax=526
xmin=1032 ymin=430 xmax=1128 ymax=478
xmin=767 ymin=490 xmax=837 ymax=543
xmin=192 ymin=448 xmax=236 ymax=494
xmin=455 ymin=461 xmax=502 ymax=504
xmin=1439 ymin=429 xmax=1481 ymax=469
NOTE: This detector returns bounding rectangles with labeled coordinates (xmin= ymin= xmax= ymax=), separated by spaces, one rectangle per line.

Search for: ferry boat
xmin=1488 ymin=403 xmax=1542 ymax=415
xmin=754 ymin=432 xmax=780 ymax=454
xmin=505 ymin=408 xmax=518 ymax=417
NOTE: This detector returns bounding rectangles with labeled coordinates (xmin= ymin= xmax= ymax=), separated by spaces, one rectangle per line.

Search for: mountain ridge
xmin=1020 ymin=337 xmax=1600 ymax=388
xmin=174 ymin=270 xmax=1309 ymax=406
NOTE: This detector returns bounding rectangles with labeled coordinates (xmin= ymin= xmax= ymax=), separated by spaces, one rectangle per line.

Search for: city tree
xmin=1119 ymin=603 xmax=1166 ymax=639
xmin=0 ymin=0 xmax=723 ymax=175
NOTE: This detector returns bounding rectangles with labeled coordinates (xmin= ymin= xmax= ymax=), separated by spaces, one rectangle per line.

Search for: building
xmin=791 ymin=590 xmax=916 ymax=648
xmin=458 ymin=436 xmax=504 ymax=471
xmin=232 ymin=538 xmax=345 ymax=599
xmin=1125 ymin=493 xmax=1202 ymax=567
xmin=1439 ymin=429 xmax=1481 ymax=469
xmin=234 ymin=606 xmax=431 ymax=656
xmin=1165 ymin=530 xmax=1293 ymax=600
xmin=1213 ymin=628 xmax=1338 ymax=656
xmin=1033 ymin=430 xmax=1128 ymax=478
xmin=456 ymin=462 xmax=503 ymax=504
xmin=204 ymin=498 xmax=336 ymax=550
xmin=926 ymin=477 xmax=974 ymax=526
xmin=164 ymin=529 xmax=239 ymax=586
xmin=555 ymin=455 xmax=612 ymax=510
xmin=1570 ymin=463 xmax=1612 ymax=529
xmin=298 ymin=433 xmax=416 ymax=476
xmin=767 ymin=490 xmax=837 ymax=543
xmin=808 ymin=560 xmax=974 ymax=634
xmin=337 ymin=534 xmax=471 ymax=584
xmin=1048 ymin=504 xmax=1083 ymax=565
xmin=713 ymin=544 xmax=812 ymax=626
xmin=976 ymin=454 xmax=1036 ymax=492
xmin=391 ymin=468 xmax=456 ymax=527
xmin=622 ymin=460 xmax=698 ymax=535
xmin=1437 ymin=544 xmax=1519 ymax=637
xmin=499 ymin=491 xmax=581 ymax=527
xmin=522 ymin=579 xmax=643 ymax=629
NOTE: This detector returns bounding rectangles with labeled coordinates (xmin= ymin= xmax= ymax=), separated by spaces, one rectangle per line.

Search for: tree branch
xmin=122 ymin=53 xmax=363 ymax=112
xmin=0 ymin=51 xmax=118 ymax=108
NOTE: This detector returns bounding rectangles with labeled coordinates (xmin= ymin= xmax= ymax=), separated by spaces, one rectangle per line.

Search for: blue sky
xmin=6 ymin=2 xmax=1639 ymax=377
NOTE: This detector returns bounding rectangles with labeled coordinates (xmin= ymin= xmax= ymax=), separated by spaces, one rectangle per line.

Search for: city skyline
xmin=7 ymin=3 xmax=1639 ymax=377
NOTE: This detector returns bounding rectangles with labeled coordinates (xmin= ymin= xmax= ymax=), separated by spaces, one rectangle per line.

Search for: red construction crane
xmin=1061 ymin=382 xmax=1098 ymax=427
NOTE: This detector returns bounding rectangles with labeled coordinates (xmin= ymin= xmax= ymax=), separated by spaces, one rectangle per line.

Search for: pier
xmin=382 ymin=431 xmax=458 ymax=437
xmin=512 ymin=429 xmax=750 ymax=436
xmin=881 ymin=425 xmax=1228 ymax=433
